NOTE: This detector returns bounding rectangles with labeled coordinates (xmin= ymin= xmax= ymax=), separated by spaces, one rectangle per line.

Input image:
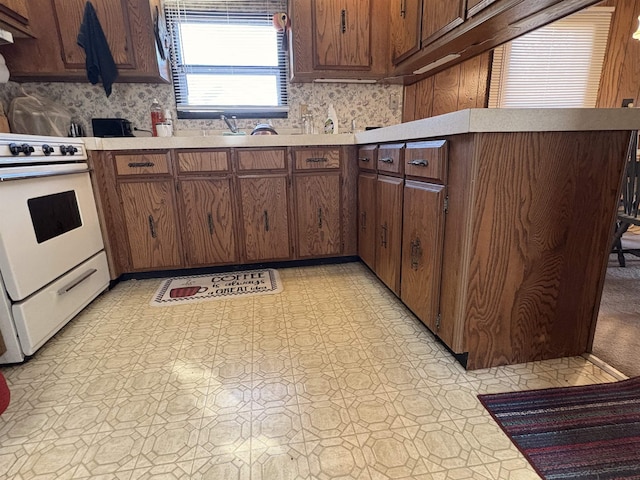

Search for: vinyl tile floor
xmin=0 ymin=262 xmax=618 ymax=480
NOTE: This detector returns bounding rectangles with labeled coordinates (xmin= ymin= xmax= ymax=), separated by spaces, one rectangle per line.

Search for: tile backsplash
xmin=0 ymin=80 xmax=403 ymax=136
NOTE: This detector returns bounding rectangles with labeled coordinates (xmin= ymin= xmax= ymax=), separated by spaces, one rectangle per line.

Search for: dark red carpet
xmin=478 ymin=377 xmax=640 ymax=479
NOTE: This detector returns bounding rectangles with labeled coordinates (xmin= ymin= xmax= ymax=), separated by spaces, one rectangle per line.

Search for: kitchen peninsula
xmin=87 ymin=108 xmax=640 ymax=370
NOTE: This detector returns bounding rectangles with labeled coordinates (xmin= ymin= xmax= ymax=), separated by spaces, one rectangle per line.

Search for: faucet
xmin=221 ymin=114 xmax=238 ymax=133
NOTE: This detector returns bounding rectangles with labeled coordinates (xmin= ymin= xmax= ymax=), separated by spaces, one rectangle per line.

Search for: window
xmin=164 ymin=0 xmax=289 ymax=118
xmin=489 ymin=7 xmax=613 ymax=108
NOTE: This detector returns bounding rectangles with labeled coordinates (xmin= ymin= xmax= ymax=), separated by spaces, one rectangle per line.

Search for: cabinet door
xmin=390 ymin=0 xmax=422 ymax=64
xmin=0 ymin=0 xmax=28 ymax=22
xmin=179 ymin=178 xmax=237 ymax=267
xmin=119 ymin=180 xmax=182 ymax=270
xmin=401 ymin=181 xmax=445 ymax=332
xmin=466 ymin=0 xmax=499 ymax=17
xmin=295 ymin=174 xmax=341 ymax=258
xmin=238 ymin=176 xmax=291 ymax=262
xmin=358 ymin=173 xmax=377 ymax=270
xmin=375 ymin=176 xmax=404 ymax=295
xmin=313 ymin=0 xmax=371 ymax=69
xmin=422 ymin=0 xmax=465 ymax=44
xmin=52 ymin=0 xmax=134 ymax=68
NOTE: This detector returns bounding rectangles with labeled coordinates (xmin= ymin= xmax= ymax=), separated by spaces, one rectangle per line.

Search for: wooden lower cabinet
xmin=400 ymin=181 xmax=446 ymax=332
xmin=358 ymin=173 xmax=377 ymax=270
xmin=238 ymin=176 xmax=291 ymax=262
xmin=375 ymin=175 xmax=404 ymax=295
xmin=179 ymin=178 xmax=237 ymax=267
xmin=294 ymin=174 xmax=341 ymax=258
xmin=118 ymin=180 xmax=182 ymax=270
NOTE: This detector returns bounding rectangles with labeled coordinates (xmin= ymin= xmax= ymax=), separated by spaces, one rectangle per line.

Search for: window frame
xmin=165 ymin=5 xmax=290 ymax=119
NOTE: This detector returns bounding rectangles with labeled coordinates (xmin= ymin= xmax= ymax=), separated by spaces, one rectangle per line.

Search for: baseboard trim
xmin=582 ymin=353 xmax=628 ymax=381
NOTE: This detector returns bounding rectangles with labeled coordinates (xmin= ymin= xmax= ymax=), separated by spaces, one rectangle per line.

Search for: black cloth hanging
xmin=77 ymin=1 xmax=118 ymax=97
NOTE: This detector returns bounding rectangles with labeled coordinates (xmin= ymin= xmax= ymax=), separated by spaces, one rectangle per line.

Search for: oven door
xmin=0 ymin=163 xmax=105 ymax=301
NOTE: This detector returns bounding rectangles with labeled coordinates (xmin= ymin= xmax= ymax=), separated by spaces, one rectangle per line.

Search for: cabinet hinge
xmin=436 ymin=313 xmax=441 ymax=331
xmin=443 ymin=196 xmax=449 ymax=214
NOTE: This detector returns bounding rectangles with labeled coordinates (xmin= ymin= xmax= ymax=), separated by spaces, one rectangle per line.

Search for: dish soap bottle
xmin=150 ymin=98 xmax=165 ymax=137
xmin=324 ymin=104 xmax=338 ymax=134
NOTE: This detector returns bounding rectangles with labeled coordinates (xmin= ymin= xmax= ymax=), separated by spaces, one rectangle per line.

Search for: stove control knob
xmin=21 ymin=144 xmax=35 ymax=156
xmin=8 ymin=143 xmax=22 ymax=155
xmin=42 ymin=145 xmax=54 ymax=156
xmin=61 ymin=145 xmax=78 ymax=156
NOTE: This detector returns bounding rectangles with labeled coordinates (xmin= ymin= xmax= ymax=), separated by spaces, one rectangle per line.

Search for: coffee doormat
xmin=150 ymin=269 xmax=282 ymax=306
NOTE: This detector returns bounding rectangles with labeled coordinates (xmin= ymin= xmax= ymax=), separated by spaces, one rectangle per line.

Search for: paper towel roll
xmin=0 ymin=55 xmax=9 ymax=83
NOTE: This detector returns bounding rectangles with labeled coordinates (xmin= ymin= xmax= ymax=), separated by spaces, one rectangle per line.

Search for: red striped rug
xmin=478 ymin=377 xmax=640 ymax=479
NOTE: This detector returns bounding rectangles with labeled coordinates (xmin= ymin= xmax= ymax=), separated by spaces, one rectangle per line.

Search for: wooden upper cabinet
xmin=313 ymin=0 xmax=371 ymax=69
xmin=295 ymin=174 xmax=342 ymax=258
xmin=466 ymin=0 xmax=499 ymax=17
xmin=1 ymin=0 xmax=170 ymax=82
xmin=422 ymin=0 xmax=466 ymax=45
xmin=0 ymin=0 xmax=34 ymax=37
xmin=53 ymin=0 xmax=133 ymax=68
xmin=289 ymin=0 xmax=388 ymax=81
xmin=390 ymin=0 xmax=423 ymax=65
xmin=179 ymin=178 xmax=237 ymax=267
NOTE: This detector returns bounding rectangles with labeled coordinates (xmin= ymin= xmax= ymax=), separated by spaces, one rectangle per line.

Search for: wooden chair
xmin=612 ymin=130 xmax=640 ymax=267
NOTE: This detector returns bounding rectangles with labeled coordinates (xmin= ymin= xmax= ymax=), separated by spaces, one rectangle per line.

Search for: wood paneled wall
xmin=597 ymin=0 xmax=640 ymax=108
xmin=402 ymin=53 xmax=491 ymax=122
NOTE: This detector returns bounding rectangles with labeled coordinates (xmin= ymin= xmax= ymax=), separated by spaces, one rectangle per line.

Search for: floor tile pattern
xmin=1 ymin=262 xmax=617 ymax=479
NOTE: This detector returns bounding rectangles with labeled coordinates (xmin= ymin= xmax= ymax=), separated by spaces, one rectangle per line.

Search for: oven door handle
xmin=57 ymin=268 xmax=98 ymax=296
xmin=0 ymin=168 xmax=91 ymax=182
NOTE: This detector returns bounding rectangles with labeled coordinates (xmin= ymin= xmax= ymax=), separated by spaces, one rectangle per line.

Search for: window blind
xmin=164 ymin=0 xmax=289 ymax=118
xmin=489 ymin=7 xmax=614 ymax=109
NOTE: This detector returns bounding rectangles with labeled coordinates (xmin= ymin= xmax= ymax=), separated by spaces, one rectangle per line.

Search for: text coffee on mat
xmin=151 ymin=269 xmax=283 ymax=306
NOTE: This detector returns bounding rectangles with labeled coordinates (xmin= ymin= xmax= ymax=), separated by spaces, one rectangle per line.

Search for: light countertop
xmin=82 ymin=109 xmax=640 ymax=151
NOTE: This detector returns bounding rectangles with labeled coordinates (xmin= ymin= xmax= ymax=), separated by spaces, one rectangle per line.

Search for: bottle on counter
xmin=150 ymin=98 xmax=165 ymax=137
xmin=324 ymin=104 xmax=338 ymax=134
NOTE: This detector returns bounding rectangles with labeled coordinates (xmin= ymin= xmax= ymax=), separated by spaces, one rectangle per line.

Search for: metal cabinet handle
xmin=341 ymin=9 xmax=346 ymax=33
xmin=380 ymin=157 xmax=394 ymax=164
xmin=148 ymin=215 xmax=157 ymax=238
xmin=410 ymin=238 xmax=422 ymax=270
xmin=361 ymin=211 xmax=367 ymax=230
xmin=409 ymin=159 xmax=429 ymax=167
xmin=307 ymin=157 xmax=327 ymax=163
xmin=381 ymin=223 xmax=388 ymax=247
xmin=264 ymin=211 xmax=270 ymax=232
xmin=57 ymin=269 xmax=97 ymax=296
xmin=128 ymin=162 xmax=155 ymax=168
xmin=318 ymin=208 xmax=323 ymax=229
xmin=401 ymin=0 xmax=406 ymax=18
xmin=359 ymin=157 xmax=370 ymax=163
xmin=207 ymin=213 xmax=214 ymax=235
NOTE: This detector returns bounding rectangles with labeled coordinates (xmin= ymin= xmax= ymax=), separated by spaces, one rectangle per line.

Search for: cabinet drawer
xmin=293 ymin=148 xmax=340 ymax=170
xmin=358 ymin=145 xmax=377 ymax=172
xmin=237 ymin=149 xmax=286 ymax=171
xmin=115 ymin=153 xmax=170 ymax=176
xmin=378 ymin=143 xmax=404 ymax=175
xmin=405 ymin=141 xmax=447 ymax=182
xmin=177 ymin=150 xmax=230 ymax=174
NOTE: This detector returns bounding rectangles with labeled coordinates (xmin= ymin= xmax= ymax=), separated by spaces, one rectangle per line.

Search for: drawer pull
xmin=208 ymin=213 xmax=214 ymax=235
xmin=380 ymin=157 xmax=394 ymax=164
xmin=410 ymin=238 xmax=422 ymax=270
xmin=148 ymin=215 xmax=157 ymax=238
xmin=264 ymin=211 xmax=270 ymax=232
xmin=306 ymin=157 xmax=327 ymax=163
xmin=358 ymin=157 xmax=370 ymax=163
xmin=409 ymin=159 xmax=429 ymax=167
xmin=341 ymin=9 xmax=346 ymax=33
xmin=318 ymin=208 xmax=323 ymax=229
xmin=57 ymin=269 xmax=97 ymax=296
xmin=381 ymin=222 xmax=388 ymax=247
xmin=128 ymin=162 xmax=155 ymax=168
xmin=361 ymin=211 xmax=366 ymax=230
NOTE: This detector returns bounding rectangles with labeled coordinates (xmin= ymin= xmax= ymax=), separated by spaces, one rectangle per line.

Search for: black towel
xmin=77 ymin=1 xmax=118 ymax=97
